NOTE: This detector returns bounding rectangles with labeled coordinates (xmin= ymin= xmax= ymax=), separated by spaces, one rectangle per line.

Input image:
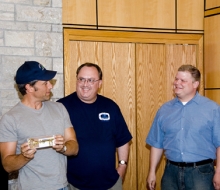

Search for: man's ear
xmin=98 ymin=80 xmax=102 ymax=88
xmin=25 ymin=84 xmax=34 ymax=93
xmin=193 ymin=81 xmax=199 ymax=89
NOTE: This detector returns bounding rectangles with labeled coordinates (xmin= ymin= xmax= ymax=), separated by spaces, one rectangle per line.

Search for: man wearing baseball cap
xmin=0 ymin=61 xmax=78 ymax=190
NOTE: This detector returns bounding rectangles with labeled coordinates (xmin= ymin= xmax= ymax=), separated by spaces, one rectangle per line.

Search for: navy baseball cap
xmin=15 ymin=61 xmax=57 ymax=84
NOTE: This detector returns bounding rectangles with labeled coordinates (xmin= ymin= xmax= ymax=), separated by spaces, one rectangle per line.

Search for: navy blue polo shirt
xmin=57 ymin=92 xmax=132 ymax=190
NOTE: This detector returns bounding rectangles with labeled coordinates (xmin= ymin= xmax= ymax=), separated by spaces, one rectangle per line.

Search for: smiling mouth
xmin=174 ymin=85 xmax=183 ymax=89
xmin=82 ymin=87 xmax=90 ymax=91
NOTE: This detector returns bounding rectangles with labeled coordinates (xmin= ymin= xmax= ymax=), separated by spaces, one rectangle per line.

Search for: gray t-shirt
xmin=0 ymin=101 xmax=72 ymax=190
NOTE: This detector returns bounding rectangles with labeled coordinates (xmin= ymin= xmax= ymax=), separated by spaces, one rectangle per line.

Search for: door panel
xmin=63 ymin=29 xmax=203 ymax=190
xmin=136 ymin=44 xmax=197 ymax=190
xmin=102 ymin=42 xmax=136 ymax=190
xmin=65 ymin=40 xmax=137 ymax=190
xmin=136 ymin=44 xmax=166 ymax=190
xmin=65 ymin=41 xmax=103 ymax=95
xmin=205 ymin=90 xmax=220 ymax=105
xmin=204 ymin=15 xmax=220 ymax=88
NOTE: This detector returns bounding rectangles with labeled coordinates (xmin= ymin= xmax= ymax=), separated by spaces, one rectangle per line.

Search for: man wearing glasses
xmin=57 ymin=62 xmax=132 ymax=190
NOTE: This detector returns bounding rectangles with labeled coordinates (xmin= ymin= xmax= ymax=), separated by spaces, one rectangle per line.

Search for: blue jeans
xmin=58 ymin=186 xmax=69 ymax=190
xmin=161 ymin=161 xmax=215 ymax=190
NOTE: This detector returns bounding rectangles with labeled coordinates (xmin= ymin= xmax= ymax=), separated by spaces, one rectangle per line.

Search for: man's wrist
xmin=119 ymin=160 xmax=127 ymax=165
xmin=61 ymin=145 xmax=67 ymax=154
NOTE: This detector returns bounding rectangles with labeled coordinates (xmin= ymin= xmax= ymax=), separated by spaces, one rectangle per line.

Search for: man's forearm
xmin=62 ymin=140 xmax=78 ymax=156
xmin=149 ymin=147 xmax=163 ymax=173
xmin=2 ymin=154 xmax=31 ymax=173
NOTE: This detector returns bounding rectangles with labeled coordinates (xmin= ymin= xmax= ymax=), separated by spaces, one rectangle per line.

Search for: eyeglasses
xmin=77 ymin=77 xmax=100 ymax=85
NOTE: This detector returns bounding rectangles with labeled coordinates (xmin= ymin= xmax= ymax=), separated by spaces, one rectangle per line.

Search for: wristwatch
xmin=61 ymin=145 xmax=67 ymax=153
xmin=119 ymin=160 xmax=127 ymax=165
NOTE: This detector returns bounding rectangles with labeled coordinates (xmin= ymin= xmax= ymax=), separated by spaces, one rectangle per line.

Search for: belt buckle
xmin=178 ymin=162 xmax=194 ymax=167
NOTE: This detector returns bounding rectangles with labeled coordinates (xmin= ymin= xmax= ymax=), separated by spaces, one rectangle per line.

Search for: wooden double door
xmin=64 ymin=29 xmax=203 ymax=190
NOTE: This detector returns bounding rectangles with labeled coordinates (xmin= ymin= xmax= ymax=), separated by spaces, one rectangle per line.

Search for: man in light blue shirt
xmin=146 ymin=65 xmax=220 ymax=190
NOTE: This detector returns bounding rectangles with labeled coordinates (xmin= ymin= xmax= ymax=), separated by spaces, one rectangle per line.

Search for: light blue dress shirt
xmin=146 ymin=92 xmax=220 ymax=162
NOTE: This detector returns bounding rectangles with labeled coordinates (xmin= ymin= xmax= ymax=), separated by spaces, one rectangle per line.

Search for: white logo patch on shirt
xmin=99 ymin=112 xmax=110 ymax=121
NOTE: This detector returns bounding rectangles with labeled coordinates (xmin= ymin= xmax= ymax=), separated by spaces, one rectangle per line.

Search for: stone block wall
xmin=0 ymin=0 xmax=64 ymax=119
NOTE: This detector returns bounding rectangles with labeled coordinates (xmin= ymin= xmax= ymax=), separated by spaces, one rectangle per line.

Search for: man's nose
xmin=48 ymin=81 xmax=53 ymax=89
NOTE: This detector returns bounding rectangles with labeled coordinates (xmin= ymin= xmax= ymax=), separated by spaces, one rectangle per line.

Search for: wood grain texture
xmin=165 ymin=44 xmax=198 ymax=96
xmin=205 ymin=7 xmax=220 ymax=17
xmin=63 ymin=0 xmax=204 ymax=33
xmin=136 ymin=44 xmax=199 ymax=190
xmin=98 ymin=0 xmax=175 ymax=29
xmin=136 ymin=44 xmax=167 ymax=190
xmin=64 ymin=41 xmax=103 ymax=95
xmin=63 ymin=29 xmax=203 ymax=190
xmin=197 ymin=36 xmax=204 ymax=95
xmin=64 ymin=29 xmax=203 ymax=44
xmin=205 ymin=90 xmax=220 ymax=105
xmin=64 ymin=39 xmax=137 ymax=189
xmin=205 ymin=0 xmax=220 ymax=10
xmin=102 ymin=42 xmax=136 ymax=190
xmin=177 ymin=0 xmax=204 ymax=30
xmin=62 ymin=0 xmax=96 ymax=25
xmin=204 ymin=15 xmax=220 ymax=88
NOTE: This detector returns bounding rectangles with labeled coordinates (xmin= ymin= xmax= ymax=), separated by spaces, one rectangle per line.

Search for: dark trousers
xmin=0 ymin=157 xmax=8 ymax=190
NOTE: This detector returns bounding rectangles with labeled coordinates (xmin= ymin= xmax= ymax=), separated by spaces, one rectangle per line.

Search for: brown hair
xmin=16 ymin=80 xmax=38 ymax=96
xmin=178 ymin=65 xmax=200 ymax=82
xmin=76 ymin=62 xmax=102 ymax=80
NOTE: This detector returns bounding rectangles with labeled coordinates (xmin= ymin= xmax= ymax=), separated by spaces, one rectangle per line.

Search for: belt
xmin=167 ymin=159 xmax=213 ymax=167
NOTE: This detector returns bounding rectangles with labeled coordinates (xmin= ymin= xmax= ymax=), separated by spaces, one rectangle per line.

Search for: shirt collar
xmin=172 ymin=92 xmax=200 ymax=105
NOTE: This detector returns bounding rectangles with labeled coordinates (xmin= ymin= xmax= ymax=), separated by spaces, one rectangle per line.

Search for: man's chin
xmin=174 ymin=91 xmax=181 ymax=97
xmin=174 ymin=89 xmax=182 ymax=94
xmin=44 ymin=95 xmax=51 ymax=101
